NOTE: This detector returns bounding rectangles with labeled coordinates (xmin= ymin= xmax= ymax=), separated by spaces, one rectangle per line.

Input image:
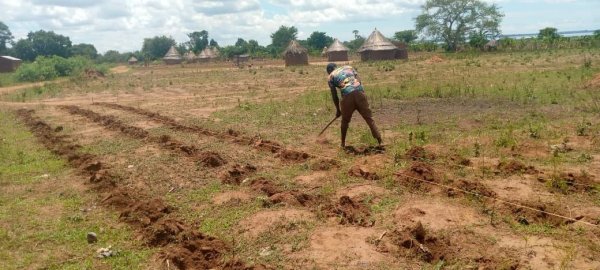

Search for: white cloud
xmin=0 ymin=0 xmax=598 ymax=53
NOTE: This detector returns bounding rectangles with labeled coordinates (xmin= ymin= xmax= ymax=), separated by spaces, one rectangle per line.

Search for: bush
xmin=14 ymin=55 xmax=96 ymax=82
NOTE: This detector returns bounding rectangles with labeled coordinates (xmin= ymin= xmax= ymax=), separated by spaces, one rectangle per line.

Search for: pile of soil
xmin=447 ymin=180 xmax=496 ymax=198
xmin=309 ymin=158 xmax=339 ymax=171
xmin=544 ymin=172 xmax=598 ymax=193
xmin=278 ymin=149 xmax=310 ymax=161
xmin=199 ymin=151 xmax=227 ymax=167
xmin=348 ymin=164 xmax=380 ymax=180
xmin=396 ymin=162 xmax=437 ymax=190
xmin=324 ymin=196 xmax=373 ymax=227
xmin=448 ymin=154 xmax=471 ymax=166
xmin=496 ymin=160 xmax=538 ymax=175
xmin=250 ymin=178 xmax=282 ymax=196
xmin=219 ymin=164 xmax=257 ymax=185
xmin=504 ymin=201 xmax=568 ymax=227
xmin=253 ymin=139 xmax=282 ymax=153
xmin=405 ymin=146 xmax=436 ymax=161
xmin=377 ymin=223 xmax=519 ymax=268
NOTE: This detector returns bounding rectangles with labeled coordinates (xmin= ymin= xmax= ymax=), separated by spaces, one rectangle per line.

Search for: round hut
xmin=358 ymin=29 xmax=398 ymax=61
xmin=127 ymin=56 xmax=138 ymax=65
xmin=283 ymin=40 xmax=308 ymax=67
xmin=184 ymin=51 xmax=197 ymax=63
xmin=326 ymin=39 xmax=349 ymax=62
xmin=197 ymin=48 xmax=211 ymax=63
xmin=210 ymin=47 xmax=220 ymax=60
xmin=163 ymin=46 xmax=183 ymax=65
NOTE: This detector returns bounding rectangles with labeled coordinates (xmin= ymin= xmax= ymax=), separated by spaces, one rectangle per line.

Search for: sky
xmin=1 ymin=0 xmax=599 ymax=53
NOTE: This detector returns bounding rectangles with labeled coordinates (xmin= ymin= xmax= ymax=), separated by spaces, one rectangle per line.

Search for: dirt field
xmin=2 ymin=50 xmax=600 ymax=269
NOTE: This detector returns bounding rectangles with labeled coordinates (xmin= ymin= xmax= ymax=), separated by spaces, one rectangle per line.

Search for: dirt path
xmin=0 ymin=78 xmax=67 ymax=95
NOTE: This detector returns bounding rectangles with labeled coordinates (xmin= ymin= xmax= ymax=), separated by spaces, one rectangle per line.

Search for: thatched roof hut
xmin=210 ymin=47 xmax=220 ymax=58
xmin=163 ymin=46 xmax=183 ymax=65
xmin=0 ymin=56 xmax=21 ymax=73
xmin=128 ymin=56 xmax=138 ymax=65
xmin=358 ymin=29 xmax=398 ymax=61
xmin=326 ymin=39 xmax=349 ymax=62
xmin=184 ymin=51 xmax=197 ymax=63
xmin=283 ymin=40 xmax=308 ymax=67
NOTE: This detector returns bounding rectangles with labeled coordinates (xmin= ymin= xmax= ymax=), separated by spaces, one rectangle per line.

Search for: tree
xmin=394 ymin=30 xmax=418 ymax=44
xmin=13 ymin=30 xmax=72 ymax=61
xmin=538 ymin=27 xmax=560 ymax=41
xmin=306 ymin=31 xmax=333 ymax=51
xmin=99 ymin=50 xmax=128 ymax=63
xmin=468 ymin=33 xmax=487 ymax=49
xmin=270 ymin=25 xmax=298 ymax=52
xmin=187 ymin=31 xmax=209 ymax=53
xmin=70 ymin=43 xmax=98 ymax=58
xmin=352 ymin=30 xmax=360 ymax=40
xmin=0 ymin=21 xmax=13 ymax=55
xmin=247 ymin=39 xmax=260 ymax=55
xmin=415 ymin=0 xmax=504 ymax=52
xmin=235 ymin=38 xmax=248 ymax=48
xmin=141 ymin=35 xmax=175 ymax=60
xmin=209 ymin=39 xmax=219 ymax=47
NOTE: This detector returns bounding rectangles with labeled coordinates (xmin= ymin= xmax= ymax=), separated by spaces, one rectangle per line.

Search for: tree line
xmin=1 ymin=0 xmax=600 ymax=64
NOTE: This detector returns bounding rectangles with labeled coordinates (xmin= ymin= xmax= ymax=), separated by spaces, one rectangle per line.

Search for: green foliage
xmin=187 ymin=30 xmax=209 ymax=53
xmin=538 ymin=27 xmax=561 ymax=41
xmin=97 ymin=50 xmax=130 ymax=63
xmin=469 ymin=33 xmax=488 ymax=49
xmin=0 ymin=21 xmax=13 ymax=54
xmin=13 ymin=56 xmax=95 ymax=82
xmin=306 ymin=31 xmax=334 ymax=51
xmin=416 ymin=0 xmax=504 ymax=52
xmin=394 ymin=30 xmax=418 ymax=44
xmin=270 ymin=25 xmax=298 ymax=53
xmin=69 ymin=43 xmax=97 ymax=59
xmin=141 ymin=35 xmax=175 ymax=60
xmin=13 ymin=30 xmax=72 ymax=61
xmin=594 ymin=30 xmax=600 ymax=39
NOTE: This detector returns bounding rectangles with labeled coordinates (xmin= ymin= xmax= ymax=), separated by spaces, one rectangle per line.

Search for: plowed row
xmin=15 ymin=109 xmax=266 ymax=270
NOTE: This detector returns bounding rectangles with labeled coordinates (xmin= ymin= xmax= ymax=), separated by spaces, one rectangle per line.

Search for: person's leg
xmin=340 ymin=93 xmax=356 ymax=147
xmin=355 ymin=91 xmax=382 ymax=144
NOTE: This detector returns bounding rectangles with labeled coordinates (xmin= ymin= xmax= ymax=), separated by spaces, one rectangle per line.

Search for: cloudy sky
xmin=1 ymin=0 xmax=599 ymax=53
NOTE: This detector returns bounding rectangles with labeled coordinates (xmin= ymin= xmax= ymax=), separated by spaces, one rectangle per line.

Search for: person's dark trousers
xmin=340 ymin=90 xmax=382 ymax=145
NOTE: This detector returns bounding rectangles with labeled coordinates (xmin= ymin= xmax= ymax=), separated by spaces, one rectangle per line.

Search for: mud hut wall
xmin=285 ymin=53 xmax=308 ymax=66
xmin=327 ymin=51 xmax=349 ymax=62
xmin=0 ymin=57 xmax=21 ymax=73
xmin=395 ymin=49 xmax=408 ymax=60
xmin=359 ymin=50 xmax=397 ymax=61
xmin=164 ymin=59 xmax=183 ymax=65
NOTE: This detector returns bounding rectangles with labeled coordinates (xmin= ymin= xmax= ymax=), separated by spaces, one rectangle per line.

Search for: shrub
xmin=14 ymin=55 xmax=96 ymax=82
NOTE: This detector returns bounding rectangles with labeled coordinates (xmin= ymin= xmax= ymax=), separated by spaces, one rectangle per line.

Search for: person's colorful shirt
xmin=328 ymin=66 xmax=363 ymax=96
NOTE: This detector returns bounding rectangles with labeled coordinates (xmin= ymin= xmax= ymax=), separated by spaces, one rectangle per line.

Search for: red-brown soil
xmin=496 ymin=160 xmax=538 ymax=175
xmin=93 ymin=102 xmax=313 ymax=161
xmin=15 ymin=109 xmax=257 ymax=269
xmin=405 ymin=146 xmax=436 ymax=161
xmin=323 ymin=196 xmax=373 ymax=227
xmin=395 ymin=161 xmax=437 ymax=190
xmin=219 ymin=164 xmax=257 ymax=185
xmin=60 ymin=105 xmax=228 ymax=167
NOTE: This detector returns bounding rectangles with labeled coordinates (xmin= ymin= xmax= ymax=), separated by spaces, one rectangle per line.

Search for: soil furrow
xmin=93 ymin=102 xmax=314 ymax=162
xmin=15 ymin=109 xmax=266 ymax=270
xmin=59 ymin=105 xmax=227 ymax=168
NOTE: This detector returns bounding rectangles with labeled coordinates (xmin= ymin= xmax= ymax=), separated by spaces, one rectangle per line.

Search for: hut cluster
xmin=160 ymin=45 xmax=220 ymax=65
xmin=284 ymin=29 xmax=408 ymax=67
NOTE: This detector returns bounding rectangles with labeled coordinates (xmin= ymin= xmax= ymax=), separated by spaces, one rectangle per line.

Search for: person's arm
xmin=329 ymin=82 xmax=341 ymax=117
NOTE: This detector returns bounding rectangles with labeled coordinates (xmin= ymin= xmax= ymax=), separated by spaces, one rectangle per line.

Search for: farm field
xmin=2 ymin=49 xmax=600 ymax=269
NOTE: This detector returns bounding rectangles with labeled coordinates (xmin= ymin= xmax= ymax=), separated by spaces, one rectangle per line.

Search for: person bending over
xmin=326 ymin=63 xmax=382 ymax=148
